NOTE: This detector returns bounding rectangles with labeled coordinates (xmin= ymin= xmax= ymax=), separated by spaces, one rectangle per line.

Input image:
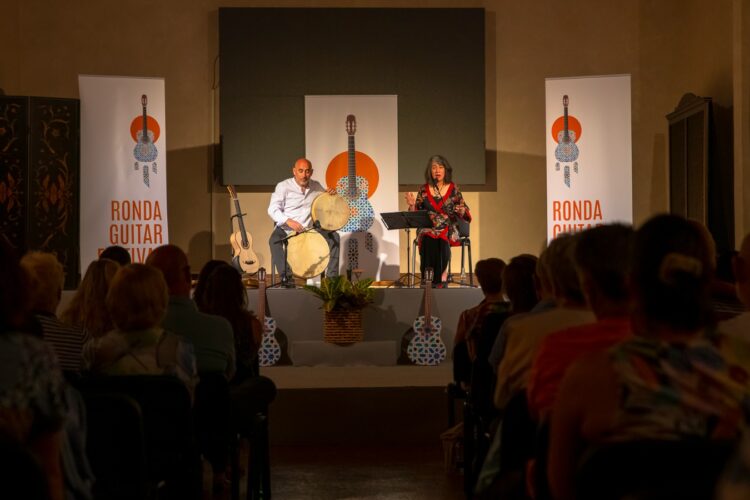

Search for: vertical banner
xmin=305 ymin=95 xmax=399 ymax=281
xmin=545 ymin=75 xmax=632 ymax=241
xmin=78 ymin=75 xmax=168 ymax=268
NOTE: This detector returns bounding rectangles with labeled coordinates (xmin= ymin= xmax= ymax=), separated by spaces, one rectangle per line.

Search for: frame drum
xmin=287 ymin=231 xmax=330 ymax=279
xmin=311 ymin=193 xmax=349 ymax=231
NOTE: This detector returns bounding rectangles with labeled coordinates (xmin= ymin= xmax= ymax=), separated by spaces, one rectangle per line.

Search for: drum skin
xmin=287 ymin=231 xmax=330 ymax=278
xmin=311 ymin=193 xmax=350 ymax=231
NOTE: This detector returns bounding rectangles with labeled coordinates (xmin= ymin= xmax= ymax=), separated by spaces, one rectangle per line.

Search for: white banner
xmin=545 ymin=75 xmax=632 ymax=241
xmin=305 ymin=95 xmax=399 ymax=281
xmin=78 ymin=75 xmax=168 ymax=267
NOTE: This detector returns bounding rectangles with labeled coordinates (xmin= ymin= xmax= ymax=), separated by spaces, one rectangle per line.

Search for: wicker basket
xmin=323 ymin=309 xmax=363 ymax=345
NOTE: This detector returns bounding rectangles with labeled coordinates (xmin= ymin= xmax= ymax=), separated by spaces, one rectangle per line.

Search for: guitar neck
xmin=347 ymin=135 xmax=356 ymax=195
xmin=232 ymin=198 xmax=250 ymax=247
xmin=563 ymin=106 xmax=569 ymax=140
xmin=142 ymin=106 xmax=149 ymax=138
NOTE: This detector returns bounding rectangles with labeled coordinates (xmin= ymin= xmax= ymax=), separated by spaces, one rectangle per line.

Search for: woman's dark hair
xmin=475 ymin=258 xmax=506 ymax=295
xmin=194 ymin=259 xmax=227 ymax=311
xmin=503 ymin=254 xmax=539 ymax=313
xmin=424 ymin=155 xmax=454 ymax=184
xmin=201 ymin=263 xmax=258 ymax=368
xmin=632 ymin=214 xmax=714 ymax=331
xmin=99 ymin=245 xmax=131 ymax=266
xmin=574 ymin=224 xmax=634 ymax=302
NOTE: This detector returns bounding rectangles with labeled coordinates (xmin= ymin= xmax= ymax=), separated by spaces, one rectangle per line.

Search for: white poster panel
xmin=545 ymin=75 xmax=632 ymax=241
xmin=305 ymin=95 xmax=399 ymax=281
xmin=78 ymin=75 xmax=168 ymax=268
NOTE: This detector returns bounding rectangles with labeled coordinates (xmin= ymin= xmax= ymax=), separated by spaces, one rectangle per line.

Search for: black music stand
xmin=381 ymin=210 xmax=433 ymax=287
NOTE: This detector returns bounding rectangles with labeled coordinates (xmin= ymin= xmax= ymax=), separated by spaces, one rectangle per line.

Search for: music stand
xmin=381 ymin=210 xmax=433 ymax=287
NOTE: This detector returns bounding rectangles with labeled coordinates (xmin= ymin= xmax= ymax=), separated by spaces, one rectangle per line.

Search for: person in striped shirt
xmin=20 ymin=251 xmax=89 ymax=373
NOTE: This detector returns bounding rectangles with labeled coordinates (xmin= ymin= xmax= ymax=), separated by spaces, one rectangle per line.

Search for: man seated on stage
xmin=267 ymin=158 xmax=340 ymax=285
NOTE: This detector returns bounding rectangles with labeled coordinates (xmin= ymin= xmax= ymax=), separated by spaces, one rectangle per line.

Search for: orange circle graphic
xmin=130 ymin=116 xmax=161 ymax=143
xmin=551 ymin=115 xmax=582 ymax=143
xmin=325 ymin=151 xmax=379 ymax=199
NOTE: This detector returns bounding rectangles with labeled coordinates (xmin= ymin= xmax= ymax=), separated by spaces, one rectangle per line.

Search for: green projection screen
xmin=219 ymin=8 xmax=485 ymax=187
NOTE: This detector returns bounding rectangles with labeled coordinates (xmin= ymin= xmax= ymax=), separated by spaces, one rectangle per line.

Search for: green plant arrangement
xmin=303 ymin=275 xmax=375 ymax=312
xmin=304 ymin=275 xmax=375 ymax=345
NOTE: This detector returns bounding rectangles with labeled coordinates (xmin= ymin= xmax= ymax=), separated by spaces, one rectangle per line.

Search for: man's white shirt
xmin=267 ymin=177 xmax=325 ymax=229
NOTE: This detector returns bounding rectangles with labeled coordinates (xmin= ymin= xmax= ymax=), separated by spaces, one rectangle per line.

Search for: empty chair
xmin=81 ymin=391 xmax=148 ymax=500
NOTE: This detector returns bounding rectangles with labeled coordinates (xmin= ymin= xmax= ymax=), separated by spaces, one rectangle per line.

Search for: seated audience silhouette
xmin=84 ymin=263 xmax=197 ymax=390
xmin=527 ymin=224 xmax=634 ymax=421
xmin=60 ymin=258 xmax=119 ymax=339
xmin=21 ymin=251 xmax=89 ymax=373
xmin=548 ymin=214 xmax=750 ymax=500
xmin=494 ymin=233 xmax=594 ymax=412
xmin=0 ymin=241 xmax=68 ymax=500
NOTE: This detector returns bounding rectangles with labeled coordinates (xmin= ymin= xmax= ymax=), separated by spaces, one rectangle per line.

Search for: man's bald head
xmin=735 ymin=233 xmax=750 ymax=308
xmin=292 ymin=158 xmax=313 ymax=188
xmin=146 ymin=244 xmax=191 ymax=296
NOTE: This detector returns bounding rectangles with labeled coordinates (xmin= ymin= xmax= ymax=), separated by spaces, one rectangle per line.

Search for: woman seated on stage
xmin=405 ymin=155 xmax=471 ymax=287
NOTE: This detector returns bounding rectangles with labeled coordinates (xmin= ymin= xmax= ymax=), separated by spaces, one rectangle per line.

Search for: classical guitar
xmin=335 ymin=115 xmax=375 ymax=233
xmin=256 ymin=267 xmax=282 ymax=367
xmin=407 ymin=268 xmax=447 ymax=366
xmin=227 ymin=185 xmax=260 ymax=274
xmin=133 ymin=94 xmax=158 ymax=163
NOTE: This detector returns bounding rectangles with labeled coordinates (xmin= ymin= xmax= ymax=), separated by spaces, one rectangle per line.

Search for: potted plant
xmin=304 ymin=275 xmax=374 ymax=345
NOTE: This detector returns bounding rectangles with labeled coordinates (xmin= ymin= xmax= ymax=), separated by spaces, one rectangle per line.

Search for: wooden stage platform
xmin=246 ymin=286 xmax=483 ymax=369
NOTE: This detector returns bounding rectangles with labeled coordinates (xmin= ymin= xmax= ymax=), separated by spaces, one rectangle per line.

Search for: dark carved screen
xmin=0 ymin=96 xmax=80 ymax=288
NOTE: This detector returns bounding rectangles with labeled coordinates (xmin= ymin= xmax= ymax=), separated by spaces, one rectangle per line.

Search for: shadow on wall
xmin=483 ymin=150 xmax=547 ymax=259
xmin=165 ymin=145 xmax=215 ymax=268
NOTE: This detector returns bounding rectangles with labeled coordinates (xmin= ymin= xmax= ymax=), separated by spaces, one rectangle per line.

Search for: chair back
xmin=82 ymin=391 xmax=149 ymax=500
xmin=76 ymin=375 xmax=200 ymax=497
xmin=576 ymin=439 xmax=736 ymax=500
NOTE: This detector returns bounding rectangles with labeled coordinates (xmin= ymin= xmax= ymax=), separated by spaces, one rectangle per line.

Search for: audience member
xmin=494 ymin=233 xmax=594 ymax=411
xmin=487 ymin=250 xmax=556 ymax=372
xmin=193 ymin=259 xmax=226 ymax=311
xmin=21 ymin=251 xmax=89 ymax=373
xmin=198 ymin=262 xmax=277 ymax=409
xmin=60 ymin=258 xmax=119 ymax=339
xmin=526 ymin=224 xmax=634 ymax=421
xmin=98 ymin=245 xmax=131 ymax=266
xmin=453 ymin=258 xmax=509 ymax=388
xmin=548 ymin=214 xmax=750 ymax=500
xmin=84 ymin=263 xmax=197 ymax=390
xmin=0 ymin=241 xmax=66 ymax=500
xmin=721 ymin=232 xmax=750 ymax=339
xmin=502 ymin=254 xmax=539 ymax=314
xmin=146 ymin=245 xmax=235 ymax=377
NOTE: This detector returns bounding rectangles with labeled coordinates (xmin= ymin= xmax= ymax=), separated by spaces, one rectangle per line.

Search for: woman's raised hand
xmin=405 ymin=192 xmax=416 ymax=209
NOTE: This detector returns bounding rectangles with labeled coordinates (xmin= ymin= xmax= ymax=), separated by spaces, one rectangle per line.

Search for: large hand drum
xmin=287 ymin=231 xmax=330 ymax=279
xmin=312 ymin=193 xmax=349 ymax=231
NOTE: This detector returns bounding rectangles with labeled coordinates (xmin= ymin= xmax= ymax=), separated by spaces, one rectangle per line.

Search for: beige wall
xmin=0 ymin=0 xmax=741 ymax=273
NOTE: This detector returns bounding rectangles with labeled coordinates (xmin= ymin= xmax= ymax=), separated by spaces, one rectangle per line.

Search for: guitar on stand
xmin=406 ymin=268 xmax=446 ymax=365
xmin=227 ymin=185 xmax=260 ymax=274
xmin=256 ymin=267 xmax=282 ymax=367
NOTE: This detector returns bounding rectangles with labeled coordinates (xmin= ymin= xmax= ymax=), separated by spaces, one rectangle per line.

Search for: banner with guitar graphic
xmin=545 ymin=75 xmax=632 ymax=242
xmin=79 ymin=75 xmax=168 ymax=268
xmin=305 ymin=95 xmax=399 ymax=281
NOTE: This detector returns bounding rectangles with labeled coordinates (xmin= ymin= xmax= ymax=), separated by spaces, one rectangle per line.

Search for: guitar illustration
xmin=256 ymin=267 xmax=282 ymax=367
xmin=553 ymin=95 xmax=580 ymax=187
xmin=406 ymin=268 xmax=446 ymax=366
xmin=333 ymin=115 xmax=376 ymax=233
xmin=132 ymin=94 xmax=158 ymax=187
xmin=227 ymin=185 xmax=260 ymax=274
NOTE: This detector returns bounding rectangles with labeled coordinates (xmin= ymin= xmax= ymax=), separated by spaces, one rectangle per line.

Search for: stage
xmin=246 ymin=286 xmax=483 ymax=369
